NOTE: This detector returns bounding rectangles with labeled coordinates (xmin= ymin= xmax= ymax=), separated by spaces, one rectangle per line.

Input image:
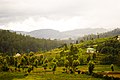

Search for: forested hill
xmin=0 ymin=30 xmax=63 ymax=56
xmin=78 ymin=28 xmax=120 ymax=41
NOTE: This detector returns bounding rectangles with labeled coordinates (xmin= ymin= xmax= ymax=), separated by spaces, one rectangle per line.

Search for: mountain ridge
xmin=15 ymin=28 xmax=108 ymax=40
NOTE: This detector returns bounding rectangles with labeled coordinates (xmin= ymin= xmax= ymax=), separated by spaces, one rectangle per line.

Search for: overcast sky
xmin=0 ymin=0 xmax=120 ymax=32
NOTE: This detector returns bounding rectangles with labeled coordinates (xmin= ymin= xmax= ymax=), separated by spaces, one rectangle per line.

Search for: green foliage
xmin=88 ymin=61 xmax=95 ymax=74
xmin=0 ymin=56 xmax=3 ymax=65
xmin=92 ymin=53 xmax=96 ymax=60
xmin=0 ymin=30 xmax=63 ymax=55
xmin=63 ymin=43 xmax=68 ymax=50
xmin=47 ymin=57 xmax=53 ymax=62
xmin=87 ymin=55 xmax=91 ymax=63
xmin=42 ymin=63 xmax=48 ymax=70
xmin=72 ymin=60 xmax=80 ymax=68
xmin=64 ymin=60 xmax=69 ymax=68
xmin=34 ymin=59 xmax=38 ymax=68
xmin=101 ymin=55 xmax=117 ymax=64
xmin=44 ymin=58 xmax=48 ymax=64
xmin=0 ymin=71 xmax=104 ymax=80
xmin=1 ymin=59 xmax=9 ymax=71
xmin=97 ymin=38 xmax=120 ymax=55
xmin=78 ymin=28 xmax=120 ymax=41
xmin=57 ymin=58 xmax=65 ymax=67
xmin=79 ymin=57 xmax=84 ymax=65
xmin=96 ymin=37 xmax=120 ymax=65
xmin=14 ymin=58 xmax=18 ymax=68
xmin=28 ymin=66 xmax=33 ymax=73
xmin=110 ymin=64 xmax=114 ymax=71
xmin=29 ymin=56 xmax=35 ymax=65
xmin=9 ymin=56 xmax=14 ymax=65
xmin=50 ymin=62 xmax=57 ymax=74
xmin=29 ymin=52 xmax=34 ymax=57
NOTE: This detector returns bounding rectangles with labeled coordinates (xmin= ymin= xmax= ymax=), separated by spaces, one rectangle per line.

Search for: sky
xmin=0 ymin=0 xmax=120 ymax=32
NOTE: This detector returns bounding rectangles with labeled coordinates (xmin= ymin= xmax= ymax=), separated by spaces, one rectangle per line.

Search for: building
xmin=14 ymin=53 xmax=21 ymax=57
xmin=86 ymin=48 xmax=96 ymax=53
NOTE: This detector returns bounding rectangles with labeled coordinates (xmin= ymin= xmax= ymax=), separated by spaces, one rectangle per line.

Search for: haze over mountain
xmin=15 ymin=28 xmax=108 ymax=40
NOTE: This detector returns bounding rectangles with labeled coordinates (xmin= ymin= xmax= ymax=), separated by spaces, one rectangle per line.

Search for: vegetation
xmin=0 ymin=30 xmax=63 ymax=56
xmin=1 ymin=29 xmax=120 ymax=79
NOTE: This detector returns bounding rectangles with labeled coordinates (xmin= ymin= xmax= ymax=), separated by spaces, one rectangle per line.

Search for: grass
xmin=79 ymin=65 xmax=120 ymax=72
xmin=0 ymin=72 xmax=103 ymax=80
xmin=0 ymin=66 xmax=105 ymax=80
xmin=0 ymin=72 xmax=26 ymax=80
xmin=1 ymin=65 xmax=120 ymax=80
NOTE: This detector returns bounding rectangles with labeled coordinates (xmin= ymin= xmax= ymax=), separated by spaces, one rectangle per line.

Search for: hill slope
xmin=78 ymin=28 xmax=120 ymax=41
xmin=0 ymin=30 xmax=63 ymax=55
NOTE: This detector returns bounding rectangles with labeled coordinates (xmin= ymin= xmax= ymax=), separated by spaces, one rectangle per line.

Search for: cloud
xmin=2 ymin=16 xmax=92 ymax=32
xmin=0 ymin=0 xmax=120 ymax=31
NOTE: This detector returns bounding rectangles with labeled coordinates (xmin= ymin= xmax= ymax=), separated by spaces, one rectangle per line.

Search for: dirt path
xmin=97 ymin=71 xmax=120 ymax=78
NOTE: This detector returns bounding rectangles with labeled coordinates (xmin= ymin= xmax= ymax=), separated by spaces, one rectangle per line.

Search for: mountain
xmin=28 ymin=29 xmax=63 ymax=39
xmin=16 ymin=28 xmax=108 ymax=40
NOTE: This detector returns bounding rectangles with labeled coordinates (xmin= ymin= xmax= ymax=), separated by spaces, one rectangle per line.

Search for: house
xmin=86 ymin=48 xmax=96 ymax=53
xmin=14 ymin=53 xmax=21 ymax=57
xmin=117 ymin=36 xmax=120 ymax=40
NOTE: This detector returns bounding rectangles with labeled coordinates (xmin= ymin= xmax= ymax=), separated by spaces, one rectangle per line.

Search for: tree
xmin=14 ymin=58 xmax=18 ymax=70
xmin=57 ymin=58 xmax=65 ymax=67
xmin=72 ymin=60 xmax=80 ymax=71
xmin=34 ymin=59 xmax=38 ymax=68
xmin=0 ymin=30 xmax=64 ymax=55
xmin=64 ymin=60 xmax=69 ymax=73
xmin=42 ymin=63 xmax=47 ymax=73
xmin=1 ymin=59 xmax=9 ymax=71
xmin=64 ymin=44 xmax=68 ymax=50
xmin=50 ymin=62 xmax=57 ymax=74
xmin=42 ymin=58 xmax=48 ymax=73
xmin=87 ymin=55 xmax=91 ymax=63
xmin=79 ymin=57 xmax=84 ymax=65
xmin=76 ymin=40 xmax=79 ymax=44
xmin=88 ymin=61 xmax=95 ymax=74
xmin=65 ymin=45 xmax=79 ymax=73
xmin=92 ymin=53 xmax=96 ymax=60
xmin=110 ymin=64 xmax=114 ymax=71
xmin=20 ymin=56 xmax=26 ymax=71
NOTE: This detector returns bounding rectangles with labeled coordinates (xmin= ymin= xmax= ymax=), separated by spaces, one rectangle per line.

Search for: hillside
xmin=78 ymin=28 xmax=120 ymax=41
xmin=15 ymin=28 xmax=107 ymax=39
xmin=42 ymin=36 xmax=120 ymax=66
xmin=0 ymin=30 xmax=63 ymax=56
xmin=1 ymin=34 xmax=120 ymax=80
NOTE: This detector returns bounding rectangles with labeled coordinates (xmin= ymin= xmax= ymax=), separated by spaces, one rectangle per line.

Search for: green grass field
xmin=0 ymin=72 xmax=103 ymax=80
xmin=1 ymin=65 xmax=120 ymax=80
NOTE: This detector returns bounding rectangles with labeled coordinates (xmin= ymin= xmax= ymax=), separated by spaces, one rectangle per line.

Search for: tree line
xmin=78 ymin=28 xmax=120 ymax=42
xmin=96 ymin=36 xmax=120 ymax=65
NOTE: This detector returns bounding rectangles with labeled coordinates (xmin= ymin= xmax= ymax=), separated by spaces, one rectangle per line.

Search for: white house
xmin=14 ymin=53 xmax=21 ymax=57
xmin=117 ymin=36 xmax=120 ymax=40
xmin=86 ymin=48 xmax=96 ymax=53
